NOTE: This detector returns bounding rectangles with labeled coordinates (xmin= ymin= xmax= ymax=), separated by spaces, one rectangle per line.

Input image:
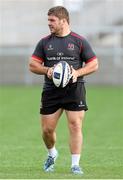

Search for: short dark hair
xmin=48 ymin=6 xmax=69 ymax=24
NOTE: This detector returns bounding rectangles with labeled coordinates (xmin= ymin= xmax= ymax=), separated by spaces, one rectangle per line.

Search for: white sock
xmin=71 ymin=154 xmax=80 ymax=167
xmin=48 ymin=147 xmax=57 ymax=158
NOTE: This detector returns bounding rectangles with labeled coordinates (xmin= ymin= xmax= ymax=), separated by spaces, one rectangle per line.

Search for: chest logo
xmin=47 ymin=44 xmax=54 ymax=51
xmin=57 ymin=52 xmax=64 ymax=56
xmin=67 ymin=43 xmax=74 ymax=51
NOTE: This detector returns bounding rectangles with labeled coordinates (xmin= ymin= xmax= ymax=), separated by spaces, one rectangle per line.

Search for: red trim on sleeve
xmin=85 ymin=56 xmax=97 ymax=64
xmin=31 ymin=55 xmax=44 ymax=63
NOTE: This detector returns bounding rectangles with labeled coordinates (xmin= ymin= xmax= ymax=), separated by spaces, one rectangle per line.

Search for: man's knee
xmin=42 ymin=126 xmax=55 ymax=136
xmin=69 ymin=120 xmax=81 ymax=133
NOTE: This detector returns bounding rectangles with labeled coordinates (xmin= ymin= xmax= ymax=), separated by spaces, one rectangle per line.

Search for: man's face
xmin=48 ymin=15 xmax=64 ymax=35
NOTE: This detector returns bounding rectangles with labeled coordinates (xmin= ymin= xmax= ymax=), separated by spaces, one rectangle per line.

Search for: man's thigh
xmin=41 ymin=109 xmax=63 ymax=130
xmin=65 ymin=110 xmax=85 ymax=126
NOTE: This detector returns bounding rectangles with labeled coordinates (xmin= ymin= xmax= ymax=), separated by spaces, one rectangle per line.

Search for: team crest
xmin=67 ymin=43 xmax=74 ymax=50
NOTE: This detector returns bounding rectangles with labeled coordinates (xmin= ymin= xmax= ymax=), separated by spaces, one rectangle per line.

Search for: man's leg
xmin=65 ymin=110 xmax=85 ymax=174
xmin=41 ymin=109 xmax=63 ymax=171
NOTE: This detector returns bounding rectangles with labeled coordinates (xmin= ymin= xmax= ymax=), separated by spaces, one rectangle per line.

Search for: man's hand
xmin=71 ymin=66 xmax=78 ymax=83
xmin=47 ymin=67 xmax=54 ymax=79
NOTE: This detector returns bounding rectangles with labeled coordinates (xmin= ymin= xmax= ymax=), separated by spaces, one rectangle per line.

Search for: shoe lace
xmin=45 ymin=156 xmax=54 ymax=168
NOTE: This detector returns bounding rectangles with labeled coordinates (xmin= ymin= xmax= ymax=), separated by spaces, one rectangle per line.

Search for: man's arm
xmin=29 ymin=58 xmax=53 ymax=79
xmin=77 ymin=58 xmax=98 ymax=76
xmin=29 ymin=58 xmax=48 ymax=75
xmin=72 ymin=58 xmax=98 ymax=82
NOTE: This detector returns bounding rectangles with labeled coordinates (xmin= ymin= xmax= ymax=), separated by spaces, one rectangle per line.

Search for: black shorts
xmin=40 ymin=82 xmax=88 ymax=115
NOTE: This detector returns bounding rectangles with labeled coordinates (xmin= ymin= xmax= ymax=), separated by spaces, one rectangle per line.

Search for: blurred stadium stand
xmin=0 ymin=0 xmax=123 ymax=85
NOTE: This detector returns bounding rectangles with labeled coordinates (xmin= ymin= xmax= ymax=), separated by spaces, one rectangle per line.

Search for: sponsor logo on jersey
xmin=57 ymin=52 xmax=64 ymax=56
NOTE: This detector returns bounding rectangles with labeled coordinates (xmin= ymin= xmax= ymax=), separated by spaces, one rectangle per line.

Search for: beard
xmin=49 ymin=24 xmax=63 ymax=36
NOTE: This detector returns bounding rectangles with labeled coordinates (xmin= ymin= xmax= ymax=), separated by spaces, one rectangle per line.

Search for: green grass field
xmin=0 ymin=86 xmax=123 ymax=179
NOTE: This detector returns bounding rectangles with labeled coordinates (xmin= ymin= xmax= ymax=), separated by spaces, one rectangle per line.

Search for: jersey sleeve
xmin=80 ymin=38 xmax=96 ymax=64
xmin=31 ymin=40 xmax=45 ymax=63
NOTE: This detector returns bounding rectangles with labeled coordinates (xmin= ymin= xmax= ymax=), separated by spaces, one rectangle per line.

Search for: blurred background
xmin=0 ymin=1 xmax=123 ymax=178
xmin=0 ymin=0 xmax=123 ymax=86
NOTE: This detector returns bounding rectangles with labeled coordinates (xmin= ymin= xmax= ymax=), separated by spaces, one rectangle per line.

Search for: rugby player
xmin=29 ymin=6 xmax=98 ymax=175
